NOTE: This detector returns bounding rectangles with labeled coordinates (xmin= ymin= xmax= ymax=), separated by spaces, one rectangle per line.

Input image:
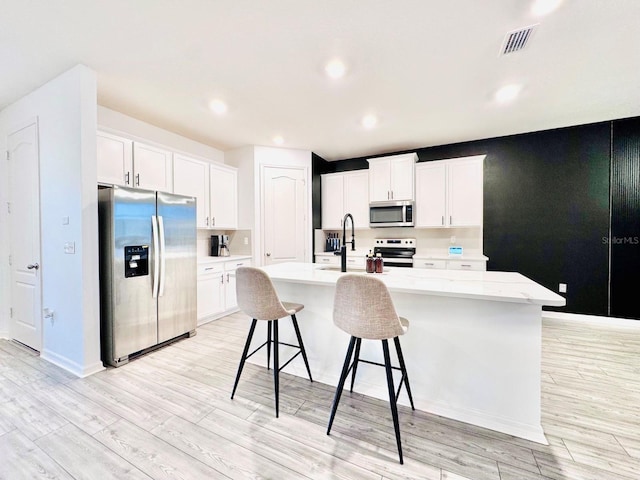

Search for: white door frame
xmin=7 ymin=117 xmax=43 ymax=351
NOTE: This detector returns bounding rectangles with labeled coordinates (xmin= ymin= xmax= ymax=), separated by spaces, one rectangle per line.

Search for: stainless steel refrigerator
xmin=98 ymin=186 xmax=197 ymax=367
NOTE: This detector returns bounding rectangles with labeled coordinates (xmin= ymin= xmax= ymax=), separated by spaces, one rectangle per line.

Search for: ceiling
xmin=2 ymin=1 xmax=640 ymax=161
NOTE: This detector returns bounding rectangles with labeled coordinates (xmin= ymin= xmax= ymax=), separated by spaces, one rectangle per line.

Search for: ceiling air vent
xmin=500 ymin=24 xmax=538 ymax=55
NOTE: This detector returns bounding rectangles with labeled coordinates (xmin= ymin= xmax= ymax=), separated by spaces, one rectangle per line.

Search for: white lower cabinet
xmin=413 ymin=257 xmax=487 ymax=271
xmin=197 ymin=263 xmax=224 ymax=323
xmin=223 ymin=258 xmax=252 ymax=311
xmin=197 ymin=257 xmax=252 ymax=324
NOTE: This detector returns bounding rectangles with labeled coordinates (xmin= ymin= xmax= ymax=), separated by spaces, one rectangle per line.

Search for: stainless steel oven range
xmin=373 ymin=238 xmax=416 ymax=268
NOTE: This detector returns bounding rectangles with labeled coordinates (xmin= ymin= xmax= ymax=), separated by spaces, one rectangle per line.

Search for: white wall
xmin=0 ymin=65 xmax=101 ymax=376
xmin=98 ymin=106 xmax=224 ymax=164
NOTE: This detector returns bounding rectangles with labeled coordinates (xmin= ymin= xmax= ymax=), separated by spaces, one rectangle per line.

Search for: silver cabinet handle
xmin=461 ymin=264 xmax=472 ymax=268
xmin=125 ymin=172 xmax=130 ymax=185
xmin=206 ymin=216 xmax=209 ymax=226
xmin=441 ymin=216 xmax=444 ymax=226
xmin=450 ymin=215 xmax=452 ymax=225
xmin=266 ymin=252 xmax=271 ymax=257
xmin=212 ymin=217 xmax=215 ymax=226
xmin=220 ymin=274 xmax=224 ymax=284
xmin=204 ymin=267 xmax=214 ymax=271
xmin=27 ymin=263 xmax=39 ymax=270
xmin=424 ymin=262 xmax=435 ymax=266
xmin=135 ymin=173 xmax=140 ymax=186
xmin=226 ymin=273 xmax=230 ymax=283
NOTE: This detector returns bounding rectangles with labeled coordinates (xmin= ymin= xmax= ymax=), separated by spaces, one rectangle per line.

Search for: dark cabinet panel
xmin=611 ymin=118 xmax=640 ymax=319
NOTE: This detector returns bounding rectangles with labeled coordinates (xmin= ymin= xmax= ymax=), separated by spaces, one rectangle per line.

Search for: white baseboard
xmin=40 ymin=349 xmax=105 ymax=378
xmin=543 ymin=311 xmax=640 ymax=328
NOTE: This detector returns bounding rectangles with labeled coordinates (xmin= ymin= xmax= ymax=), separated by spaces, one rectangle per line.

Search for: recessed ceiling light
xmin=325 ymin=59 xmax=346 ymax=79
xmin=273 ymin=135 xmax=284 ymax=146
xmin=209 ymin=99 xmax=228 ymax=115
xmin=494 ymin=84 xmax=522 ymax=103
xmin=362 ymin=114 xmax=378 ymax=129
xmin=531 ymin=0 xmax=561 ymax=16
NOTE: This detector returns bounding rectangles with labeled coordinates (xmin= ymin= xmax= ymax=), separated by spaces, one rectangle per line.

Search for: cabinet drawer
xmin=224 ymin=259 xmax=252 ymax=271
xmin=446 ymin=260 xmax=486 ymax=271
xmin=413 ymin=259 xmax=446 ymax=269
xmin=316 ymin=255 xmax=340 ymax=266
xmin=198 ymin=264 xmax=223 ymax=276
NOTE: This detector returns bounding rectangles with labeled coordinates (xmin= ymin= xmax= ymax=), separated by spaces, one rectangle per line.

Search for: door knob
xmin=27 ymin=263 xmax=39 ymax=270
xmin=266 ymin=253 xmax=271 ymax=257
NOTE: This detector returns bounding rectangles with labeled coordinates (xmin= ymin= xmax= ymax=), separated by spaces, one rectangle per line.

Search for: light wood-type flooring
xmin=1 ymin=313 xmax=639 ymax=480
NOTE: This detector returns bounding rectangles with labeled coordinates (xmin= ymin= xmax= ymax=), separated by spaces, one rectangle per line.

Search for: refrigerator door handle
xmin=151 ymin=215 xmax=160 ymax=298
xmin=158 ymin=215 xmax=166 ymax=297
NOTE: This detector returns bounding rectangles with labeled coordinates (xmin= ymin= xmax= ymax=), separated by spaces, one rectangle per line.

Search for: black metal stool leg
xmin=394 ymin=336 xmax=415 ymax=410
xmin=291 ymin=314 xmax=313 ymax=382
xmin=382 ymin=339 xmax=403 ymax=464
xmin=350 ymin=337 xmax=361 ymax=392
xmin=273 ymin=319 xmax=280 ymax=417
xmin=327 ymin=336 xmax=357 ymax=435
xmin=266 ymin=320 xmax=272 ymax=370
xmin=231 ymin=319 xmax=258 ymax=399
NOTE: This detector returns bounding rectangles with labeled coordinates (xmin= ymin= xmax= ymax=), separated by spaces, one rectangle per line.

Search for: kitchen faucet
xmin=335 ymin=213 xmax=355 ymax=272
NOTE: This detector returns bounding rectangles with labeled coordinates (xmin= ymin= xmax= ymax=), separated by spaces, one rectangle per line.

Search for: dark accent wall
xmin=611 ymin=118 xmax=640 ymax=319
xmin=318 ymin=122 xmax=615 ymax=317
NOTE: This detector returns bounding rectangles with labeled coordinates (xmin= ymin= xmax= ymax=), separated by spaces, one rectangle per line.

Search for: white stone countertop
xmin=260 ymin=262 xmax=566 ymax=307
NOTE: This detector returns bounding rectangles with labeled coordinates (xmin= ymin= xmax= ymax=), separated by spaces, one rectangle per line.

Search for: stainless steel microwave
xmin=369 ymin=201 xmax=414 ymax=227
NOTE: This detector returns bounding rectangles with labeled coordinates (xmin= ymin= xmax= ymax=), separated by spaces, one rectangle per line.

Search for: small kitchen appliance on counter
xmin=373 ymin=238 xmax=416 ymax=267
xmin=211 ymin=234 xmax=230 ymax=256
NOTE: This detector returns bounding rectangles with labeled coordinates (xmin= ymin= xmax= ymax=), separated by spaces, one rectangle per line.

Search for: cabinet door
xmin=209 ymin=164 xmax=238 ymax=229
xmin=224 ymin=259 xmax=252 ymax=310
xmin=390 ymin=155 xmax=415 ymax=201
xmin=368 ymin=159 xmax=391 ymax=202
xmin=197 ymin=269 xmax=224 ymax=323
xmin=448 ymin=159 xmax=483 ymax=226
xmin=321 ymin=174 xmax=344 ymax=229
xmin=415 ymin=162 xmax=447 ymax=227
xmin=97 ymin=131 xmax=133 ymax=186
xmin=343 ymin=171 xmax=369 ymax=228
xmin=173 ymin=154 xmax=210 ymax=228
xmin=133 ymin=142 xmax=173 ymax=192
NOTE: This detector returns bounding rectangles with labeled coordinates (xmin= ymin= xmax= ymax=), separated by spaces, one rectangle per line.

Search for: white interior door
xmin=262 ymin=166 xmax=307 ymax=265
xmin=8 ymin=119 xmax=42 ymax=351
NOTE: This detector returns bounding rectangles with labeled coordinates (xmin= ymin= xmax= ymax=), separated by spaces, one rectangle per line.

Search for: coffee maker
xmin=210 ymin=235 xmax=230 ymax=257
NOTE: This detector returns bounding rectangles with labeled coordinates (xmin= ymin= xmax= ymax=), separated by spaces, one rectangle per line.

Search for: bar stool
xmin=231 ymin=266 xmax=313 ymax=417
xmin=326 ymin=274 xmax=415 ymax=464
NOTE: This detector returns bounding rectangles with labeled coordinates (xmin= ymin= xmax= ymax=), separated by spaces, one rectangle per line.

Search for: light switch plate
xmin=64 ymin=242 xmax=75 ymax=254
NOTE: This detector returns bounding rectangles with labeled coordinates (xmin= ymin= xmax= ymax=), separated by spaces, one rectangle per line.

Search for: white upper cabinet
xmin=321 ymin=170 xmax=369 ymax=229
xmin=415 ymin=155 xmax=485 ymax=228
xmin=97 ymin=131 xmax=133 ymax=187
xmin=367 ymin=152 xmax=417 ymax=202
xmin=415 ymin=162 xmax=447 ymax=227
xmin=173 ymin=154 xmax=210 ymax=228
xmin=448 ymin=157 xmax=484 ymax=227
xmin=132 ymin=142 xmax=173 ymax=192
xmin=321 ymin=173 xmax=344 ymax=229
xmin=209 ymin=163 xmax=238 ymax=229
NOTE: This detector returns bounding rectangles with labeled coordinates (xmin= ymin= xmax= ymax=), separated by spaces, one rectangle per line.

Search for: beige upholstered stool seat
xmin=327 ymin=274 xmax=414 ymax=464
xmin=231 ymin=267 xmax=312 ymax=417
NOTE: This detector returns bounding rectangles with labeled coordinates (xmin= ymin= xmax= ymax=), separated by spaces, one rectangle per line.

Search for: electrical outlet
xmin=450 ymin=236 xmax=456 ymax=244
xmin=64 ymin=242 xmax=75 ymax=254
xmin=243 ymin=237 xmax=248 ymax=245
xmin=559 ymin=283 xmax=567 ymax=293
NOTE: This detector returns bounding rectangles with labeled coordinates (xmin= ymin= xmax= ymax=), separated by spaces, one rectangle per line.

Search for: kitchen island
xmin=249 ymin=262 xmax=565 ymax=443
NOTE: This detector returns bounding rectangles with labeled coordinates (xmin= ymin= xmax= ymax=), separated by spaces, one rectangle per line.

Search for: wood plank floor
xmin=1 ymin=313 xmax=639 ymax=479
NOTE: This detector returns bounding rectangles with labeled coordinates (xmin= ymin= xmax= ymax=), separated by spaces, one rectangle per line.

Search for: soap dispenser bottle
xmin=366 ymin=250 xmax=375 ymax=273
xmin=375 ymin=253 xmax=384 ymax=273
